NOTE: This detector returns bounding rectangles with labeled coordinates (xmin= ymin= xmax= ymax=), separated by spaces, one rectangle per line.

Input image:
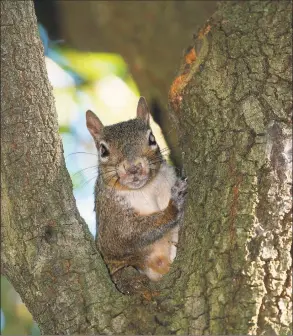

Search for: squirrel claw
xmin=171 ymin=177 xmax=188 ymax=212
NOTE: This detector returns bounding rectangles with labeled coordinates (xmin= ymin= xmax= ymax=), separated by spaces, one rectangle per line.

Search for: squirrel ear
xmin=136 ymin=96 xmax=150 ymax=125
xmin=86 ymin=110 xmax=104 ymax=140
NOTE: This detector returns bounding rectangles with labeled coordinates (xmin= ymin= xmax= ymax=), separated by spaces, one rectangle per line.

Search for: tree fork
xmin=1 ymin=1 xmax=292 ymax=335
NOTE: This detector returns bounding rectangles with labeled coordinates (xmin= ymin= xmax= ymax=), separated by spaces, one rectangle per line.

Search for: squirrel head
xmin=86 ymin=97 xmax=163 ymax=190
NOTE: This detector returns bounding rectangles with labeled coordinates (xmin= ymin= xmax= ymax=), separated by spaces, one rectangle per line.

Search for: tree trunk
xmin=169 ymin=1 xmax=292 ymax=334
xmin=1 ymin=1 xmax=292 ymax=335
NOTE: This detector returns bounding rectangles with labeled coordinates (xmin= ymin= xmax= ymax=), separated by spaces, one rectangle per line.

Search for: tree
xmin=1 ymin=0 xmax=292 ymax=335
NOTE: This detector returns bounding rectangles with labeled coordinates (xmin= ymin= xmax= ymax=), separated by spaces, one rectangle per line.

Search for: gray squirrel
xmin=86 ymin=97 xmax=187 ymax=296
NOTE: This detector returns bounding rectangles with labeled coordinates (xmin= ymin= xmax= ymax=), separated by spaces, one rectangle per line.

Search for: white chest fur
xmin=117 ymin=163 xmax=176 ymax=215
xmin=115 ymin=163 xmax=179 ymax=281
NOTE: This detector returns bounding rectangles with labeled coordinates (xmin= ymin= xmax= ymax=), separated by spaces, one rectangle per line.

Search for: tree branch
xmin=1 ymin=1 xmax=118 ymax=333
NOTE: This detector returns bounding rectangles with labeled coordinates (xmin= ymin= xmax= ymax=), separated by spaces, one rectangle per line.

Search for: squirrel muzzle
xmin=117 ymin=157 xmax=150 ymax=190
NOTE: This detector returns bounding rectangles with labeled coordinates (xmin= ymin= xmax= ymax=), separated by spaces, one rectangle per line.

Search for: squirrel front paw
xmin=171 ymin=177 xmax=188 ymax=212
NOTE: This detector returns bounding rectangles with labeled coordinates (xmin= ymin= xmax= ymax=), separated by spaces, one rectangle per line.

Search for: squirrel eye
xmin=148 ymin=132 xmax=157 ymax=146
xmin=100 ymin=143 xmax=109 ymax=158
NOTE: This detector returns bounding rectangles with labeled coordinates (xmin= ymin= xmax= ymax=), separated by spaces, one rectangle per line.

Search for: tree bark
xmin=1 ymin=1 xmax=292 ymax=335
xmin=1 ymin=1 xmax=116 ymax=334
xmin=169 ymin=1 xmax=292 ymax=334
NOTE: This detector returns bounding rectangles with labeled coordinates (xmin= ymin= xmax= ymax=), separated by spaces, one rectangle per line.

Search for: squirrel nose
xmin=124 ymin=160 xmax=143 ymax=175
xmin=128 ymin=165 xmax=138 ymax=174
xmin=127 ymin=162 xmax=142 ymax=175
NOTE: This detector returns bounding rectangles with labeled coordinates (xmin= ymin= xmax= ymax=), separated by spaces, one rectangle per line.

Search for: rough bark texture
xmin=1 ymin=1 xmax=292 ymax=335
xmin=169 ymin=1 xmax=292 ymax=334
xmin=1 ymin=1 xmax=116 ymax=334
